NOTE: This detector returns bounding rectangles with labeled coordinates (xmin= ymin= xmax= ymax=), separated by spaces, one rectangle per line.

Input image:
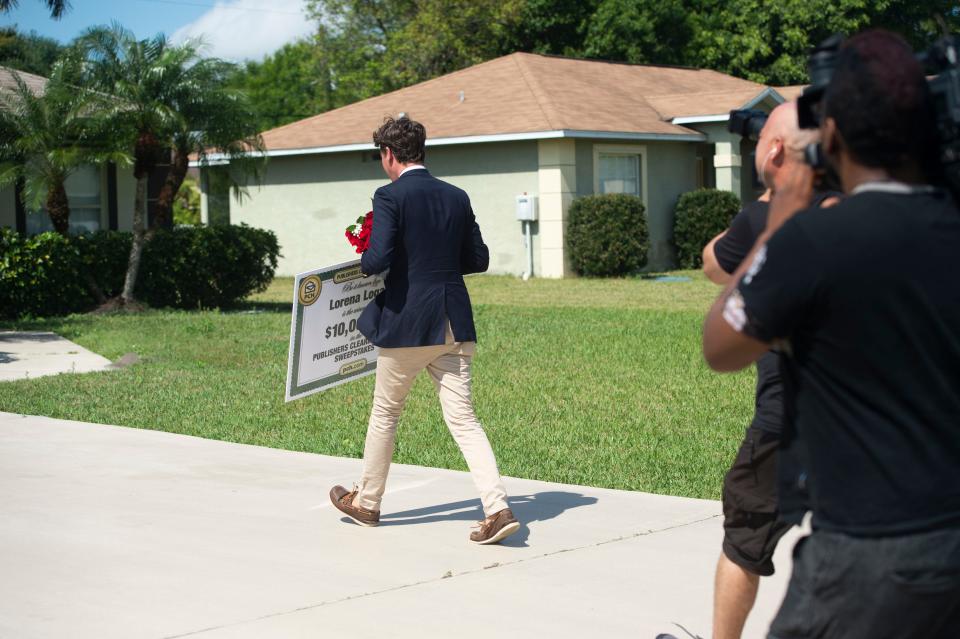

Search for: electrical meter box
xmin=515 ymin=194 xmax=538 ymax=221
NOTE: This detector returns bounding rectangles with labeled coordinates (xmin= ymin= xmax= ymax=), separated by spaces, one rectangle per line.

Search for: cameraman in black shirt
xmin=703 ymin=30 xmax=960 ymax=638
xmin=702 ymin=101 xmax=837 ymax=639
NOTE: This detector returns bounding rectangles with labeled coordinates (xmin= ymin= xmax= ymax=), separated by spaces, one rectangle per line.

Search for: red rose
xmin=345 ymin=210 xmax=374 ymax=253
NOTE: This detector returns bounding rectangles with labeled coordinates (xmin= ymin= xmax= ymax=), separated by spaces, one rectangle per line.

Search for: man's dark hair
xmin=373 ymin=116 xmax=426 ymax=164
xmin=824 ymin=29 xmax=940 ymax=177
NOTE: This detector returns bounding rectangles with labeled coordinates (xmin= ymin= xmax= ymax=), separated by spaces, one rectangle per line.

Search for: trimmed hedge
xmin=136 ymin=225 xmax=280 ymax=309
xmin=0 ymin=229 xmax=91 ymax=318
xmin=76 ymin=229 xmax=131 ymax=300
xmin=566 ymin=194 xmax=649 ymax=277
xmin=673 ymin=189 xmax=741 ymax=269
xmin=0 ymin=224 xmax=280 ymax=319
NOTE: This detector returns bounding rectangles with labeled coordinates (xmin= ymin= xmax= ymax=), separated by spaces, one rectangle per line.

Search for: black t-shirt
xmin=732 ymin=187 xmax=960 ymax=535
xmin=715 ymin=200 xmax=771 ymax=274
xmin=714 ymin=201 xmax=784 ymax=434
xmin=714 ymin=192 xmax=840 ymax=275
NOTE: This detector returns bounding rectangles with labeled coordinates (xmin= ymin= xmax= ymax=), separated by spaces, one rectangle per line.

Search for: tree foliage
xmin=79 ymin=24 xmax=263 ymax=306
xmin=687 ymin=0 xmax=960 ymax=85
xmin=511 ymin=0 xmax=598 ymax=56
xmin=303 ymin=0 xmax=523 ymax=103
xmin=384 ymin=0 xmax=525 ymax=87
xmin=0 ymin=0 xmax=69 ymax=19
xmin=172 ymin=176 xmax=200 ymax=225
xmin=0 ymin=27 xmax=64 ymax=76
xmin=583 ymin=0 xmax=693 ymax=66
xmin=228 ymin=40 xmax=333 ymax=132
xmin=0 ymin=50 xmax=128 ymax=235
xmin=156 ymin=54 xmax=264 ymax=229
xmin=227 ymin=0 xmax=960 ymax=130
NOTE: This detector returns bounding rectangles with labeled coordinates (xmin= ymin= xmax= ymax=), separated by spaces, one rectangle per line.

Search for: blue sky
xmin=1 ymin=0 xmax=315 ymax=61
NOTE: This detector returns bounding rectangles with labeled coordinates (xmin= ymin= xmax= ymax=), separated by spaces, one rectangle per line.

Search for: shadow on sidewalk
xmin=367 ymin=491 xmax=599 ymax=547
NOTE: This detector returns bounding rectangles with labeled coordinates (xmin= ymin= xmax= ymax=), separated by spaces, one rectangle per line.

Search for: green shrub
xmin=566 ymin=194 xmax=648 ymax=277
xmin=172 ymin=176 xmax=201 ymax=225
xmin=0 ymin=229 xmax=91 ymax=318
xmin=75 ymin=230 xmax=131 ymax=300
xmin=673 ymin=189 xmax=741 ymax=269
xmin=0 ymin=225 xmax=280 ymax=319
xmin=139 ymin=225 xmax=280 ymax=309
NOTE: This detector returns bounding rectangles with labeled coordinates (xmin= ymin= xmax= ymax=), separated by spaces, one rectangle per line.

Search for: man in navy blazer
xmin=330 ymin=116 xmax=519 ymax=545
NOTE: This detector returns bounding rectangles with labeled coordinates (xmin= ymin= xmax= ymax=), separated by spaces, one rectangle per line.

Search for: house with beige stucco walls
xmin=196 ymin=53 xmax=802 ymax=277
xmin=0 ymin=66 xmax=160 ymax=237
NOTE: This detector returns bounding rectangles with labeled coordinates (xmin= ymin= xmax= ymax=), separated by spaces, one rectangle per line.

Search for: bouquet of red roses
xmin=345 ymin=211 xmax=373 ymax=253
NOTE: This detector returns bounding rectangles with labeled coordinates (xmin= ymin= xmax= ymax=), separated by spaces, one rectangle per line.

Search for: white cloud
xmin=171 ymin=0 xmax=315 ymax=62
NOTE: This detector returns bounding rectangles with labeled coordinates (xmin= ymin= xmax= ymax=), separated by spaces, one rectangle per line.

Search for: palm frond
xmin=0 ymin=163 xmax=21 ymax=188
xmin=0 ymin=0 xmax=70 ymax=18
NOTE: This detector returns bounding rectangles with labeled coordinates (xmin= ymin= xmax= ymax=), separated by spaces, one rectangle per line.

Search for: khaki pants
xmin=355 ymin=326 xmax=509 ymax=516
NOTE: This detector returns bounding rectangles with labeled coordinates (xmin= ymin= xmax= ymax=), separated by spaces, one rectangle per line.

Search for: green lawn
xmin=0 ymin=272 xmax=753 ymax=500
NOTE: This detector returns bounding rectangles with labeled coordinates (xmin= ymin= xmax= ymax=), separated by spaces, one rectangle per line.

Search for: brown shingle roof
xmin=774 ymin=85 xmax=806 ymax=101
xmin=260 ymin=53 xmax=775 ymax=152
xmin=0 ymin=66 xmax=47 ymax=95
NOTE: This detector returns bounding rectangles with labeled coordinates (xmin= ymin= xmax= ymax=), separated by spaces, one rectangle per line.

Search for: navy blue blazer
xmin=357 ymin=169 xmax=489 ymax=348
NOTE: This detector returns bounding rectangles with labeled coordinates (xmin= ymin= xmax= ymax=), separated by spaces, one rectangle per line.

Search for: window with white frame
xmin=26 ymin=164 xmax=102 ymax=235
xmin=66 ymin=165 xmax=102 ymax=233
xmin=593 ymin=144 xmax=646 ymax=205
xmin=598 ymin=153 xmax=641 ymax=196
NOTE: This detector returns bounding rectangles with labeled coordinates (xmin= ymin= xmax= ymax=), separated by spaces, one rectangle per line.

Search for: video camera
xmin=727 ymin=109 xmax=768 ymax=141
xmin=726 ymin=104 xmax=842 ymax=192
xmin=796 ymin=32 xmax=960 ymax=194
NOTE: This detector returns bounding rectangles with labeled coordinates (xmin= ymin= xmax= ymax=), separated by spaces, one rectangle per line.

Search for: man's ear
xmin=772 ymin=138 xmax=785 ymax=165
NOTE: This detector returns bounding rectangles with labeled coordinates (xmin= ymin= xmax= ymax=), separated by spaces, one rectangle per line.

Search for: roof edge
xmin=671 ymin=114 xmax=730 ymax=125
xmin=191 ymin=129 xmax=706 ymax=165
xmin=669 ymin=87 xmax=788 ymax=125
xmin=742 ymin=86 xmax=786 ymax=109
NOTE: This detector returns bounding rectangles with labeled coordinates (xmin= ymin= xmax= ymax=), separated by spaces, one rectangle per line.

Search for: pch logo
xmin=298 ymin=275 xmax=322 ymax=306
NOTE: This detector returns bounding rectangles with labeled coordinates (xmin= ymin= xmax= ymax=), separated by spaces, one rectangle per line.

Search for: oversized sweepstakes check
xmin=285 ymin=259 xmax=385 ymax=401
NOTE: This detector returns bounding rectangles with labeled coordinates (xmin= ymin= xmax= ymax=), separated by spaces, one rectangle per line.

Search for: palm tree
xmin=0 ymin=0 xmax=70 ymax=19
xmin=80 ymin=26 xmax=185 ymax=306
xmin=80 ymin=24 xmax=264 ymax=306
xmin=0 ymin=51 xmax=127 ymax=235
xmin=153 ymin=57 xmax=264 ymax=229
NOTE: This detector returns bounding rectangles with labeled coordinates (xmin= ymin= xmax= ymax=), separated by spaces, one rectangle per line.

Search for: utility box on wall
xmin=515 ymin=194 xmax=538 ymax=221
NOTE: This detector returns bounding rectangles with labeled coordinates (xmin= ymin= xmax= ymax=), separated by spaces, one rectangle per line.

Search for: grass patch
xmin=0 ymin=272 xmax=751 ymax=499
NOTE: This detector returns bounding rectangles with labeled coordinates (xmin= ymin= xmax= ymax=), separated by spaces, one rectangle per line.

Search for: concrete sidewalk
xmin=0 ymin=412 xmax=800 ymax=639
xmin=0 ymin=332 xmax=114 ymax=381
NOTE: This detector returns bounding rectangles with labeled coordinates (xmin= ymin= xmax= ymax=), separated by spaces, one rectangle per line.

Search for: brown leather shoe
xmin=329 ymin=485 xmax=380 ymax=527
xmin=469 ymin=508 xmax=520 ymax=545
